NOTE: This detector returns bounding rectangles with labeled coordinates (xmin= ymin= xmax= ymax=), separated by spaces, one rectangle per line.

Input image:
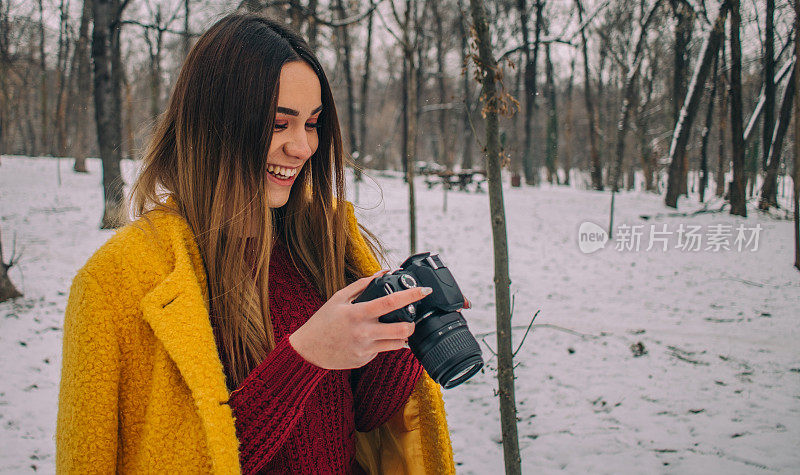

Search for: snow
xmin=1 ymin=155 xmax=798 ymax=473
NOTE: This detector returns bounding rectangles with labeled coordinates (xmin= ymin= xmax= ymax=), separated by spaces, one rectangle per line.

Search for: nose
xmin=284 ymin=128 xmax=314 ymax=160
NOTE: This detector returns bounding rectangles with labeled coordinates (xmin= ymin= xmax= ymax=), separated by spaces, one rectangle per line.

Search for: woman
xmin=56 ymin=14 xmax=458 ymax=474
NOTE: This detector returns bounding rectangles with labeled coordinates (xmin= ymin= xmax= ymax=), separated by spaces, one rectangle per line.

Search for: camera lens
xmin=409 ymin=311 xmax=483 ymax=389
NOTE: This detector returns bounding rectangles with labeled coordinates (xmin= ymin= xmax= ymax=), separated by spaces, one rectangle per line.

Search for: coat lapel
xmin=140 ymin=213 xmax=240 ymax=474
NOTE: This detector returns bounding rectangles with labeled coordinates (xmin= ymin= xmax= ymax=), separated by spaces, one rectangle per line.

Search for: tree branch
xmin=245 ymin=0 xmax=384 ymax=28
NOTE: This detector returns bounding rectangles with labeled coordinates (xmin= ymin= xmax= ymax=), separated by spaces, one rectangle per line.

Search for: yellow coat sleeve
xmin=56 ymin=270 xmax=121 ymax=474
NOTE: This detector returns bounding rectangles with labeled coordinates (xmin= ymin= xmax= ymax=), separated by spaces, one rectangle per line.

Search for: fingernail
xmin=420 ymin=287 xmax=433 ymax=296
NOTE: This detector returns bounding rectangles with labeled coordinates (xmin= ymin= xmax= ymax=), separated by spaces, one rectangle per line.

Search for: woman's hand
xmin=289 ymin=270 xmax=431 ymax=370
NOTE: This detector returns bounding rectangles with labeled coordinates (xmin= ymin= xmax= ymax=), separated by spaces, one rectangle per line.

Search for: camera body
xmin=353 ymin=252 xmax=483 ymax=388
xmin=356 ymin=253 xmax=465 ymax=323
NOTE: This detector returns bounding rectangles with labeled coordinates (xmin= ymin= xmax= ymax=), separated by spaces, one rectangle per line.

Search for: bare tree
xmin=759 ymin=59 xmax=796 ymax=210
xmin=716 ymin=37 xmax=728 ymax=198
xmin=468 ymin=0 xmax=521 ymax=472
xmin=664 ymin=1 xmax=728 ymax=208
xmin=431 ymin=0 xmax=455 ymax=171
xmin=458 ymin=0 xmax=474 ymax=170
xmin=333 ymin=0 xmax=358 ymax=180
xmin=563 ymin=55 xmax=576 ymax=186
xmin=611 ymin=0 xmax=662 ymax=192
xmin=575 ymin=0 xmax=603 ymax=190
xmin=124 ymin=3 xmax=182 ymax=123
xmin=182 ymin=0 xmax=191 ymax=58
xmin=54 ymin=0 xmax=72 ymax=159
xmin=92 ymin=0 xmax=130 ymax=228
xmin=69 ymin=0 xmax=92 ymax=173
xmin=37 ymin=0 xmax=48 ymax=156
xmin=0 ymin=225 xmax=21 ymax=303
xmin=763 ymin=0 xmax=775 ymax=174
xmin=669 ymin=0 xmax=695 ymax=195
xmin=544 ymin=39 xmax=558 ymax=184
xmin=357 ymin=3 xmax=374 ymax=175
xmin=728 ymin=0 xmax=747 ymax=217
xmin=699 ymin=50 xmax=719 ymax=203
xmin=794 ymin=0 xmax=799 ymax=270
xmin=392 ymin=0 xmax=421 ymax=253
xmin=517 ymin=0 xmax=542 ymax=185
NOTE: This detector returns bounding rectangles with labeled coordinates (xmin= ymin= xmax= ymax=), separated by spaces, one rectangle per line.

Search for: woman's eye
xmin=273 ymin=121 xmax=319 ymax=131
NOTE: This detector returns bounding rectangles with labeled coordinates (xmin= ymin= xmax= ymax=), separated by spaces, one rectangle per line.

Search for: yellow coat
xmin=56 ymin=202 xmax=456 ymax=474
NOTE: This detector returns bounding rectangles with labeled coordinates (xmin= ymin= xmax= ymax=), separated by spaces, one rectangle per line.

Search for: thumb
xmin=342 ymin=269 xmax=389 ymax=302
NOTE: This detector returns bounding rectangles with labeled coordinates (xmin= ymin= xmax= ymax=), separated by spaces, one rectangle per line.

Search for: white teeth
xmin=268 ymin=165 xmax=297 ymax=178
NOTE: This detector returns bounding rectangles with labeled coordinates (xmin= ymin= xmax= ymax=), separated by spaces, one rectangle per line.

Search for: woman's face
xmin=265 ymin=61 xmax=322 ymax=208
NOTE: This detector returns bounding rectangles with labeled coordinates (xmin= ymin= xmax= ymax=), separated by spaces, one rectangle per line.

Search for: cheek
xmin=267 ymin=138 xmax=282 ymax=157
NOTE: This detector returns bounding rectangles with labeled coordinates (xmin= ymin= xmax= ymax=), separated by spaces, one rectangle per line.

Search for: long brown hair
xmin=131 ymin=14 xmax=385 ymax=390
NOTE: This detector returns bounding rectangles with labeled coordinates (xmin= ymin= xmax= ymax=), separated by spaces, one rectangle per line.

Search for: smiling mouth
xmin=267 ymin=164 xmax=299 ymax=180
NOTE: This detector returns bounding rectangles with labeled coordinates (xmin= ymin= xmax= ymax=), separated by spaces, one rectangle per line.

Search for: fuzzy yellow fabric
xmin=56 ymin=201 xmax=455 ymax=474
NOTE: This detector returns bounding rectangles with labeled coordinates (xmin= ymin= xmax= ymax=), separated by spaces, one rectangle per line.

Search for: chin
xmin=268 ymin=197 xmax=290 ymax=209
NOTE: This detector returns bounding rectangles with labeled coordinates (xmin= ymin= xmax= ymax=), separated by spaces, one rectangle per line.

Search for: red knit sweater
xmin=220 ymin=240 xmax=423 ymax=474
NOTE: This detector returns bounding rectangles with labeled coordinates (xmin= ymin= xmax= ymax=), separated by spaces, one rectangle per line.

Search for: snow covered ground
xmin=1 ymin=156 xmax=798 ymax=474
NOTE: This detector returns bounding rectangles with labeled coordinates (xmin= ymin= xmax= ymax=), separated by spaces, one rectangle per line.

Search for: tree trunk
xmin=637 ymin=67 xmax=656 ymax=192
xmin=563 ymin=56 xmax=575 ymax=186
xmin=146 ymin=24 xmax=164 ymax=123
xmin=795 ymin=0 xmax=800 ymax=271
xmin=729 ymin=0 xmax=747 ymax=217
xmin=307 ymin=0 xmax=319 ymax=51
xmin=0 ymin=225 xmax=22 ymax=303
xmin=670 ymin=0 xmax=694 ymax=196
xmin=517 ymin=0 xmax=540 ymax=185
xmin=399 ymin=0 xmax=418 ymax=254
xmin=0 ymin=0 xmax=7 ymax=155
xmin=575 ymin=0 xmax=603 ymax=190
xmin=38 ymin=0 xmax=48 ymax=156
xmin=759 ymin=64 xmax=796 ymax=210
xmin=92 ymin=0 xmax=127 ymax=228
xmin=334 ymin=0 xmax=359 ymax=181
xmin=71 ymin=0 xmax=92 ymax=173
xmin=699 ymin=51 xmax=719 ymax=203
xmin=468 ymin=0 xmax=521 ymax=472
xmin=763 ymin=0 xmax=775 ymax=174
xmin=357 ymin=7 xmax=373 ymax=172
xmin=183 ymin=0 xmax=191 ymax=58
xmin=544 ymin=42 xmax=558 ymax=184
xmin=55 ymin=0 xmax=71 ymax=157
xmin=716 ymin=39 xmax=728 ymax=197
xmin=665 ymin=2 xmax=728 ymax=208
xmin=458 ymin=0 xmax=474 ymax=170
xmin=612 ymin=0 xmax=662 ymax=192
xmin=431 ymin=1 xmax=454 ymax=172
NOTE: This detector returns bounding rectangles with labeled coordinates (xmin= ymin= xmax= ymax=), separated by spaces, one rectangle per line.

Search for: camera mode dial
xmin=399 ymin=274 xmax=417 ymax=289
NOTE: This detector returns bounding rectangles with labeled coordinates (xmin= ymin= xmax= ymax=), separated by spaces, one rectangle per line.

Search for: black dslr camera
xmin=353 ymin=252 xmax=483 ymax=388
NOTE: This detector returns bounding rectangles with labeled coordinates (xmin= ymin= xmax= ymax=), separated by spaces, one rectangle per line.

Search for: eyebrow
xmin=276 ymin=105 xmax=323 ymax=116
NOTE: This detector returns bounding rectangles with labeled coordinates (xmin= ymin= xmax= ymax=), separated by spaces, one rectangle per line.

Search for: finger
xmin=354 ymin=286 xmax=432 ymax=319
xmin=338 ymin=269 xmax=390 ymax=302
xmin=368 ymin=321 xmax=415 ymax=340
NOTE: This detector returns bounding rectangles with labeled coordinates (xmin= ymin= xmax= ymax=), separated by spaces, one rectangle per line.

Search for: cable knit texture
xmin=224 ymin=240 xmax=423 ymax=474
xmin=56 ymin=200 xmax=455 ymax=474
